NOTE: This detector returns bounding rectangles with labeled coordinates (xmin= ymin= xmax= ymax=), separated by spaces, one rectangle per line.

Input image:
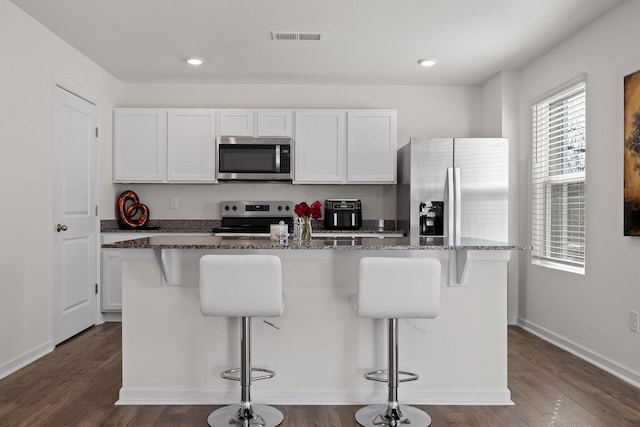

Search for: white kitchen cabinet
xmin=294 ymin=110 xmax=346 ymax=183
xmin=218 ymin=110 xmax=255 ymax=136
xmin=113 ymin=109 xmax=166 ymax=183
xmin=101 ymin=232 xmax=154 ymax=312
xmin=167 ymin=109 xmax=216 ymax=182
xmin=219 ymin=109 xmax=292 ymax=137
xmin=101 ymin=249 xmax=123 ymax=312
xmin=113 ymin=108 xmax=217 ymax=183
xmin=257 ymin=110 xmax=293 ymax=136
xmin=293 ymin=109 xmax=396 ymax=184
xmin=101 ymin=232 xmax=209 ymax=312
xmin=347 ymin=110 xmax=397 ymax=183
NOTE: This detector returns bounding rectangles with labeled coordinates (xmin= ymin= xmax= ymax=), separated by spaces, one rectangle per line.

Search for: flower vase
xmin=301 ymin=217 xmax=312 ymax=242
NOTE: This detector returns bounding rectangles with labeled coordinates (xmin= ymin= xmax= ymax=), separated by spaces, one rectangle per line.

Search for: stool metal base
xmin=355 ymin=404 xmax=431 ymax=427
xmin=356 ymin=405 xmax=431 ymax=427
xmin=207 ymin=404 xmax=283 ymax=427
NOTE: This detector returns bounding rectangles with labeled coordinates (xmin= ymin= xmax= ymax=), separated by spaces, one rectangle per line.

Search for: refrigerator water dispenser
xmin=419 ymin=201 xmax=444 ymax=236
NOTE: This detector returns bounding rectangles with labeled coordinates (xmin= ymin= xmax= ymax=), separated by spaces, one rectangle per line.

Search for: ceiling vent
xmin=271 ymin=31 xmax=325 ymax=41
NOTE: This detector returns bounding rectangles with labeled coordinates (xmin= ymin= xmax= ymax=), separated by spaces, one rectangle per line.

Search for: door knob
xmin=56 ymin=224 xmax=68 ymax=232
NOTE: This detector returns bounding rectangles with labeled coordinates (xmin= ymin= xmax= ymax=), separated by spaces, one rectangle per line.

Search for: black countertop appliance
xmin=324 ymin=199 xmax=362 ymax=230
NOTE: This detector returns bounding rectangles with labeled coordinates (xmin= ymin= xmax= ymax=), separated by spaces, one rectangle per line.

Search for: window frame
xmin=530 ymin=75 xmax=587 ymax=274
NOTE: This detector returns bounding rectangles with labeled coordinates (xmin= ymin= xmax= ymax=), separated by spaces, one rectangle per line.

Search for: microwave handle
xmin=275 ymin=145 xmax=281 ymax=172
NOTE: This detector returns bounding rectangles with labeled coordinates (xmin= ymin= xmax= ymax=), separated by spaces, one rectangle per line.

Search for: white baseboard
xmin=0 ymin=341 xmax=54 ymax=381
xmin=507 ymin=315 xmax=518 ymax=325
xmin=117 ymin=387 xmax=512 ymax=406
xmin=101 ymin=312 xmax=122 ymax=322
xmin=517 ymin=318 xmax=640 ymax=389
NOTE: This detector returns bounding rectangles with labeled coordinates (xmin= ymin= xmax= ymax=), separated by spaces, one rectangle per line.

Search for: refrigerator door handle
xmin=454 ymin=167 xmax=462 ymax=244
xmin=447 ymin=167 xmax=455 ymax=241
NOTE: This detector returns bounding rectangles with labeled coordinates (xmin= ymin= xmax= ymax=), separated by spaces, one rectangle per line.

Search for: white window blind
xmin=531 ymin=80 xmax=586 ymax=272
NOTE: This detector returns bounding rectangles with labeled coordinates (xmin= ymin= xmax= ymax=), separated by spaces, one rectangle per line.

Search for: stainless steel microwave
xmin=216 ymin=137 xmax=292 ymax=181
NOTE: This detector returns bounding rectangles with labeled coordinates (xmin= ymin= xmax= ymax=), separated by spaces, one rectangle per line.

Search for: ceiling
xmin=11 ymin=0 xmax=624 ymax=86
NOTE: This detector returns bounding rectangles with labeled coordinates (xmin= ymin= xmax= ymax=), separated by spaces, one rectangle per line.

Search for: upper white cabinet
xmin=114 ymin=107 xmax=395 ymax=184
xmin=257 ymin=110 xmax=293 ymax=136
xmin=347 ymin=110 xmax=397 ymax=183
xmin=219 ymin=109 xmax=292 ymax=137
xmin=167 ymin=110 xmax=216 ymax=182
xmin=294 ymin=109 xmax=397 ymax=184
xmin=114 ymin=109 xmax=166 ymax=182
xmin=218 ymin=110 xmax=255 ymax=136
xmin=113 ymin=108 xmax=216 ymax=183
xmin=294 ymin=110 xmax=346 ymax=183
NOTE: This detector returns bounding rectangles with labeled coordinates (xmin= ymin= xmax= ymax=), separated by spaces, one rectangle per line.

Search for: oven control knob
xmin=224 ymin=205 xmax=230 ymax=211
xmin=277 ymin=205 xmax=283 ymax=211
xmin=232 ymin=205 xmax=238 ymax=211
xmin=285 ymin=205 xmax=290 ymax=211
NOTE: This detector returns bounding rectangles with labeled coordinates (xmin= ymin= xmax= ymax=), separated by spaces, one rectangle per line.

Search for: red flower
xmin=295 ymin=200 xmax=322 ymax=220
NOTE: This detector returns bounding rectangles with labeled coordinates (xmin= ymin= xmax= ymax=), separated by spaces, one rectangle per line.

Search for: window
xmin=531 ymin=77 xmax=586 ymax=273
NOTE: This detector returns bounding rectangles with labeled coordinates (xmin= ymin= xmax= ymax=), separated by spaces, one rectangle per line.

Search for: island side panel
xmin=118 ymin=249 xmax=510 ymax=405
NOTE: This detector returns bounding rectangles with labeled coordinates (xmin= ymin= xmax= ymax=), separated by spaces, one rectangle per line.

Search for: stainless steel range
xmin=212 ymin=201 xmax=294 ymax=236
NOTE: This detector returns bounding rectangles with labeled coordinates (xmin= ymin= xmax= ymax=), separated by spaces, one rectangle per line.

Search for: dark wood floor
xmin=1 ymin=324 xmax=639 ymax=426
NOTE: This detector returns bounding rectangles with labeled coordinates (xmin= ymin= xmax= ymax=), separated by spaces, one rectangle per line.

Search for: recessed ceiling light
xmin=186 ymin=57 xmax=205 ymax=66
xmin=417 ymin=58 xmax=439 ymax=67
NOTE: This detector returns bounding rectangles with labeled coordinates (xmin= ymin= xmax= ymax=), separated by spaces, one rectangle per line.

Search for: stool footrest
xmin=364 ymin=369 xmax=419 ymax=383
xmin=221 ymin=367 xmax=276 ymax=382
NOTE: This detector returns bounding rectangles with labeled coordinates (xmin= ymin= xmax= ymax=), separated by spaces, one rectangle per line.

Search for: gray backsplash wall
xmin=114 ymin=183 xmax=396 ymax=220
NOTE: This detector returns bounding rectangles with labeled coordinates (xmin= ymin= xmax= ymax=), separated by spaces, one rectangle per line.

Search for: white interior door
xmin=52 ymin=85 xmax=98 ymax=345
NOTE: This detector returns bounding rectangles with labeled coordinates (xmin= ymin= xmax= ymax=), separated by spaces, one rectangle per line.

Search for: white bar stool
xmin=352 ymin=257 xmax=441 ymax=427
xmin=199 ymin=254 xmax=285 ymax=427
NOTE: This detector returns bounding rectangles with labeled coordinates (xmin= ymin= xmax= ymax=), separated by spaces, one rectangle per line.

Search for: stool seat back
xmin=357 ymin=257 xmax=441 ymax=319
xmin=199 ymin=254 xmax=283 ymax=318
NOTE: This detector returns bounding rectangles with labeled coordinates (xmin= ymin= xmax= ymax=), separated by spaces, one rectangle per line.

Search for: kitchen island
xmin=106 ymin=235 xmax=527 ymax=406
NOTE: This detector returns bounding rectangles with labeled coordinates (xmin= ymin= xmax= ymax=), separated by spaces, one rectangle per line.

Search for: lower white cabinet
xmin=101 ymin=233 xmax=154 ymax=312
xmin=100 ymin=233 xmax=210 ymax=312
xmin=101 ymin=249 xmax=124 ymax=312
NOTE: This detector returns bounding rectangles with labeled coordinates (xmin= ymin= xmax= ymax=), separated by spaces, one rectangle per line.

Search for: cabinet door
xmin=294 ymin=111 xmax=346 ymax=183
xmin=100 ymin=232 xmax=155 ymax=312
xmin=219 ymin=110 xmax=255 ymax=136
xmin=113 ymin=109 xmax=166 ymax=182
xmin=347 ymin=110 xmax=397 ymax=183
xmin=257 ymin=110 xmax=292 ymax=137
xmin=167 ymin=109 xmax=217 ymax=182
xmin=101 ymin=250 xmax=122 ymax=312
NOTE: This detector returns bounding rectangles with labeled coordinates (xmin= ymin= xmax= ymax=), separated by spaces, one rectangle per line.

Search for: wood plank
xmin=0 ymin=324 xmax=639 ymax=426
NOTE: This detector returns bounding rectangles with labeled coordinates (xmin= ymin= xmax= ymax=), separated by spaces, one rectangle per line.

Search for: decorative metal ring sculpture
xmin=116 ymin=190 xmax=149 ymax=228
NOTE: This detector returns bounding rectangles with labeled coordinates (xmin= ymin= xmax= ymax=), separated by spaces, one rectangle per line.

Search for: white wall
xmin=108 ymin=84 xmax=482 ymax=220
xmin=0 ymin=0 xmax=123 ymax=378
xmin=517 ymin=0 xmax=640 ymax=384
xmin=482 ymin=71 xmax=522 ymax=324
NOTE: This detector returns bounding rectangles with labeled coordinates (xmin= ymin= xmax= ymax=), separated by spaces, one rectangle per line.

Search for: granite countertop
xmin=100 ymin=219 xmax=403 ymax=236
xmin=102 ymin=234 xmax=529 ymax=251
xmin=101 ymin=219 xmax=221 ymax=233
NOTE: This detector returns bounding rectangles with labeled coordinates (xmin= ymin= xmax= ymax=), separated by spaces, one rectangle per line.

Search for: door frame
xmin=50 ymin=78 xmax=101 ymax=344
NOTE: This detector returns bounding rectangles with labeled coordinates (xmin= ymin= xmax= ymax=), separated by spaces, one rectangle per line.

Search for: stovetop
xmin=213 ymin=200 xmax=293 ymax=235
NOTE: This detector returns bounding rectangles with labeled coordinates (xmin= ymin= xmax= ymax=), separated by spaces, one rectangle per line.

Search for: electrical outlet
xmin=170 ymin=196 xmax=178 ymax=209
xmin=630 ymin=310 xmax=640 ymax=333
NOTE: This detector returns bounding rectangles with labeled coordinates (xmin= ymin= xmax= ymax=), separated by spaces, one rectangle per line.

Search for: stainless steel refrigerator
xmin=397 ymin=138 xmax=509 ymax=243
